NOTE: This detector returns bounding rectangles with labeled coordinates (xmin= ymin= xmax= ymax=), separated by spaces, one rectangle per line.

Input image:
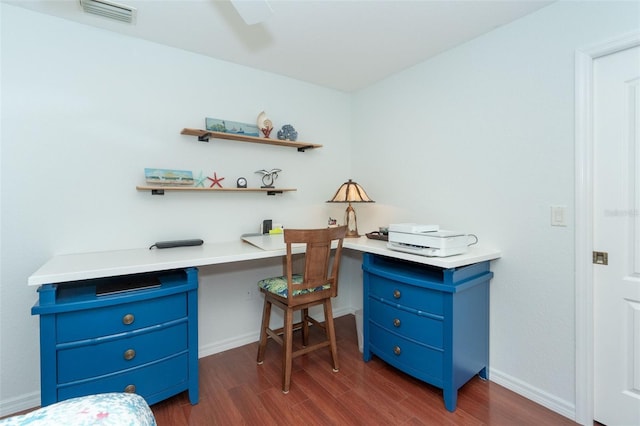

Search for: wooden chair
xmin=256 ymin=225 xmax=347 ymax=393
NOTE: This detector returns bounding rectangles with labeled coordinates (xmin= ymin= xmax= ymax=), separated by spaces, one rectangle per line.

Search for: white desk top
xmin=344 ymin=237 xmax=501 ymax=269
xmin=27 ymin=240 xmax=273 ymax=286
xmin=28 ymin=236 xmax=501 ymax=286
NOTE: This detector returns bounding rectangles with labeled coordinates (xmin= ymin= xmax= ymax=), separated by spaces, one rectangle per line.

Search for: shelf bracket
xmin=297 ymin=145 xmax=313 ymax=152
xmin=197 ymin=133 xmax=211 ymax=142
xmin=267 ymin=190 xmax=283 ymax=196
xmin=151 ymin=189 xmax=165 ymax=195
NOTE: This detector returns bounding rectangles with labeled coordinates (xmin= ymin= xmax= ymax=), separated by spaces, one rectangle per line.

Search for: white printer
xmin=386 ymin=223 xmax=471 ymax=257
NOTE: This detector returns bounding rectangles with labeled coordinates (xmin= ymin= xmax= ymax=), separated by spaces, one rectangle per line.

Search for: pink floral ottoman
xmin=0 ymin=393 xmax=156 ymax=425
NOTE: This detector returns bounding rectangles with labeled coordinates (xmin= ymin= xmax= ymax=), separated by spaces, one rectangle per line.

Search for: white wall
xmin=2 ymin=0 xmax=640 ymax=421
xmin=0 ymin=3 xmax=353 ymax=414
xmin=352 ymin=0 xmax=640 ymax=419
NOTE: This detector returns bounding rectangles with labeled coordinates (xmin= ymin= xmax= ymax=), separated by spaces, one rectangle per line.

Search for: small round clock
xmin=236 ymin=177 xmax=247 ymax=188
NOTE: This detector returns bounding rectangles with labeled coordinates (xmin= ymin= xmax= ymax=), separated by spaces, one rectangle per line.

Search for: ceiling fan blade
xmin=229 ymin=0 xmax=273 ymax=25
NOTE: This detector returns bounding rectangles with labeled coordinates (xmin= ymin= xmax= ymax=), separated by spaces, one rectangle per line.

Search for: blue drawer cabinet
xmin=362 ymin=254 xmax=493 ymax=412
xmin=32 ymin=268 xmax=199 ymax=407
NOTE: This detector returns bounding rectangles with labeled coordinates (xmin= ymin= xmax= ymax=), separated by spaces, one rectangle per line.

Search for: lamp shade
xmin=327 ymin=179 xmax=374 ymax=203
xmin=327 ymin=179 xmax=374 ymax=238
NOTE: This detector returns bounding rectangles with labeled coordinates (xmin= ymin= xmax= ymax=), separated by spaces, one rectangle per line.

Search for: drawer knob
xmin=393 ymin=318 xmax=401 ymax=327
xmin=124 ymin=384 xmax=136 ymax=393
xmin=393 ymin=289 xmax=401 ymax=299
xmin=393 ymin=345 xmax=402 ymax=356
xmin=122 ymin=314 xmax=135 ymax=325
xmin=123 ymin=349 xmax=136 ymax=361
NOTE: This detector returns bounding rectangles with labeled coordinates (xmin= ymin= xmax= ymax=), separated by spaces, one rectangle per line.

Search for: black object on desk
xmin=365 ymin=231 xmax=388 ymax=241
xmin=149 ymin=239 xmax=203 ymax=249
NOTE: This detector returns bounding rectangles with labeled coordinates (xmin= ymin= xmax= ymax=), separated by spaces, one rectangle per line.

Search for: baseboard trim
xmin=198 ymin=331 xmax=259 ymax=358
xmin=0 ymin=391 xmax=40 ymax=418
xmin=489 ymin=367 xmax=576 ymax=421
xmin=198 ymin=306 xmax=354 ymax=359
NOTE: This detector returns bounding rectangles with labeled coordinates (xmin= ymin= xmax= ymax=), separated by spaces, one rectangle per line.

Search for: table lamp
xmin=327 ymin=179 xmax=374 ymax=237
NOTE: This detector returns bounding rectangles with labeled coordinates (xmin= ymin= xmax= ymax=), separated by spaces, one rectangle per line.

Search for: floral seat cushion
xmin=258 ymin=274 xmax=330 ymax=297
xmin=0 ymin=393 xmax=156 ymax=426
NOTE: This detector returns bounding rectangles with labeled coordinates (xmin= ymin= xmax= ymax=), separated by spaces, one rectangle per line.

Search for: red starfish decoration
xmin=207 ymin=172 xmax=225 ymax=188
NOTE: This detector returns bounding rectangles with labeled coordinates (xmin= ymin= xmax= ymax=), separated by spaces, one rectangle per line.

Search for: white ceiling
xmin=5 ymin=0 xmax=554 ymax=92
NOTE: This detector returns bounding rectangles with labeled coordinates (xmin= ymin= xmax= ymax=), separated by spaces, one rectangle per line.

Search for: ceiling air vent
xmin=79 ymin=0 xmax=136 ymax=24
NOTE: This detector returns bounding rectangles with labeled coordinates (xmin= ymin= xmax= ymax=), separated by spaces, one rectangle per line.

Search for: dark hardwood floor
xmin=151 ymin=314 xmax=577 ymax=425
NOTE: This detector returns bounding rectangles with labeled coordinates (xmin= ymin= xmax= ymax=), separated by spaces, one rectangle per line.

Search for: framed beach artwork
xmin=205 ymin=117 xmax=260 ymax=137
xmin=144 ymin=168 xmax=194 ymax=185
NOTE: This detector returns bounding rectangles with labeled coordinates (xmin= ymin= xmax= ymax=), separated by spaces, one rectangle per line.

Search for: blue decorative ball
xmin=277 ymin=124 xmax=298 ymax=141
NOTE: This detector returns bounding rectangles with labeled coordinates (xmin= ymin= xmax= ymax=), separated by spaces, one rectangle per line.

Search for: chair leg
xmin=257 ymin=298 xmax=272 ymax=364
xmin=323 ymin=300 xmax=339 ymax=372
xmin=301 ymin=308 xmax=309 ymax=347
xmin=282 ymin=307 xmax=294 ymax=393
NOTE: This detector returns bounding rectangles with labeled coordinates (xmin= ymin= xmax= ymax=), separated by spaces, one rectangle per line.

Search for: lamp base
xmin=344 ymin=204 xmax=360 ymax=238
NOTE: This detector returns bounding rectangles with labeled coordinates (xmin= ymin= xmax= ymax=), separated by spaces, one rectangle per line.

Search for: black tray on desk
xmin=366 ymin=232 xmax=388 ymax=241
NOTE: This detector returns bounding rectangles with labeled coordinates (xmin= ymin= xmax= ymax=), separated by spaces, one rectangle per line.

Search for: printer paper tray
xmin=386 ymin=242 xmax=468 ymax=257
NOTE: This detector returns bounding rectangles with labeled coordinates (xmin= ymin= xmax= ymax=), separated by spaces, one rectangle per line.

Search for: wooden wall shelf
xmin=136 ymin=186 xmax=296 ymax=196
xmin=180 ymin=128 xmax=322 ymax=152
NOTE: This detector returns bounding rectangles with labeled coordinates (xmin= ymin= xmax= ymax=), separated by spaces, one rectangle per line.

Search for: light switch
xmin=551 ymin=205 xmax=568 ymax=227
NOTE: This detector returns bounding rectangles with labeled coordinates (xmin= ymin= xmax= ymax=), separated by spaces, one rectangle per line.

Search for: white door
xmin=593 ymin=45 xmax=640 ymax=426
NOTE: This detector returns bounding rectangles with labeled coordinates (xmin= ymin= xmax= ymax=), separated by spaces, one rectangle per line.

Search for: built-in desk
xmin=28 ymin=236 xmax=500 ymax=409
xmin=29 ymin=236 xmax=500 ymax=286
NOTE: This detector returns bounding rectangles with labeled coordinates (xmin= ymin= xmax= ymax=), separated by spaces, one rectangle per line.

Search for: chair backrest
xmin=283 ymin=225 xmax=347 ymax=303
